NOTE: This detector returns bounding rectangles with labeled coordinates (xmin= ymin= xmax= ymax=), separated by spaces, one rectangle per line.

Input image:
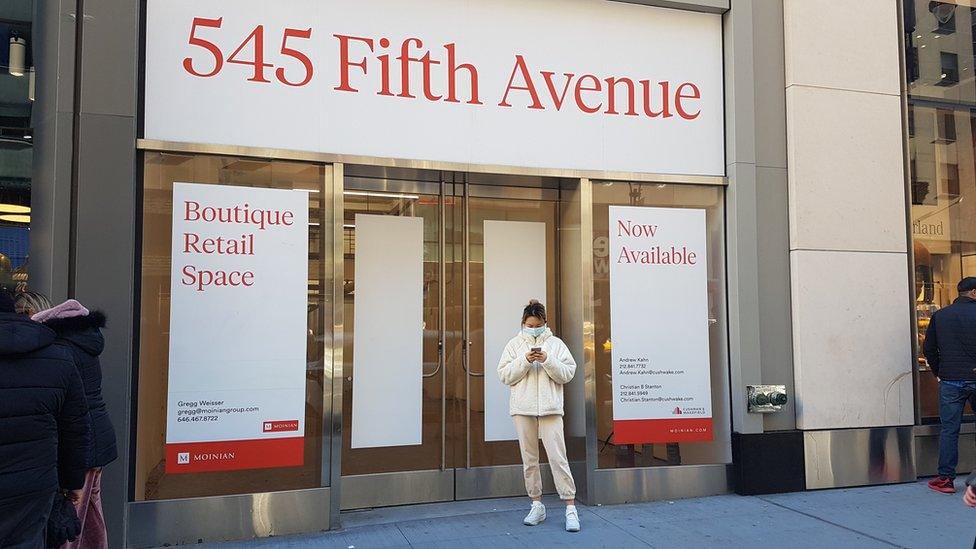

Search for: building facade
xmin=0 ymin=0 xmax=963 ymax=547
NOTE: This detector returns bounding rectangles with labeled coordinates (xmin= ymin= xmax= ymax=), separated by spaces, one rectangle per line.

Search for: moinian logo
xmin=673 ymin=407 xmax=683 ymax=415
xmin=193 ymin=452 xmax=236 ymax=462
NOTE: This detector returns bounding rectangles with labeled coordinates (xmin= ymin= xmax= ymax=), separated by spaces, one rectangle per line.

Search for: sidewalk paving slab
xmin=184 ymin=480 xmax=974 ymax=549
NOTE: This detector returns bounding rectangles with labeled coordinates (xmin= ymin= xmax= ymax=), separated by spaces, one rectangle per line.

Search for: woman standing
xmin=34 ymin=299 xmax=116 ymax=549
xmin=497 ymin=299 xmax=580 ymax=532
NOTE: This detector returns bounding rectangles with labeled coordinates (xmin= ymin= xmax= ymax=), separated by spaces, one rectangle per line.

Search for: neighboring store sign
xmin=351 ymin=214 xmax=425 ymax=449
xmin=145 ymin=0 xmax=724 ymax=176
xmin=483 ymin=220 xmax=547 ymax=442
xmin=912 ymin=202 xmax=954 ymax=255
xmin=608 ymin=206 xmax=712 ymax=443
xmin=165 ymin=182 xmax=309 ymax=473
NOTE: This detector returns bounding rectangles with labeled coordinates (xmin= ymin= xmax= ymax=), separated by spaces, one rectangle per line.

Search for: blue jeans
xmin=938 ymin=380 xmax=976 ymax=477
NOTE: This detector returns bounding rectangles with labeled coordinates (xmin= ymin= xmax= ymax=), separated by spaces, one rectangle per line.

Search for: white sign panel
xmin=351 ymin=215 xmax=425 ymax=449
xmin=166 ymin=182 xmax=309 ymax=473
xmin=483 ymin=220 xmax=547 ymax=442
xmin=145 ymin=0 xmax=724 ymax=176
xmin=608 ymin=206 xmax=712 ymax=443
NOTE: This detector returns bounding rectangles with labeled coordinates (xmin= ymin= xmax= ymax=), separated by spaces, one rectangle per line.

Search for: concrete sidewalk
xmin=193 ymin=480 xmax=973 ymax=548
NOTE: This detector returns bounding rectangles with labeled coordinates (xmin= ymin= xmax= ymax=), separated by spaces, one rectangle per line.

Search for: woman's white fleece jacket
xmin=497 ymin=327 xmax=577 ymax=417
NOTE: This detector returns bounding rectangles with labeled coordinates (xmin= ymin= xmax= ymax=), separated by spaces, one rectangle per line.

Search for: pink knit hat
xmin=32 ymin=299 xmax=90 ymax=323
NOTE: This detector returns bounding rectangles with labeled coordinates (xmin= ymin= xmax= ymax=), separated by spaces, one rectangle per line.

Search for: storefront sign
xmin=165 ymin=182 xmax=309 ymax=473
xmin=608 ymin=206 xmax=712 ymax=443
xmin=145 ymin=0 xmax=724 ymax=176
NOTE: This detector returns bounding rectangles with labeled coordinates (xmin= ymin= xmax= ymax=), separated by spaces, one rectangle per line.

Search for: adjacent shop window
xmin=0 ymin=8 xmax=34 ymax=289
xmin=905 ymin=0 xmax=976 ymax=422
xmin=591 ymin=182 xmax=730 ymax=468
xmin=136 ymin=152 xmax=334 ymax=500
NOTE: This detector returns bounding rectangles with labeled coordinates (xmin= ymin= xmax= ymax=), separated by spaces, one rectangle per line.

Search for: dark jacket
xmin=0 ymin=312 xmax=91 ymax=499
xmin=924 ymin=296 xmax=976 ymax=381
xmin=44 ymin=311 xmax=118 ymax=468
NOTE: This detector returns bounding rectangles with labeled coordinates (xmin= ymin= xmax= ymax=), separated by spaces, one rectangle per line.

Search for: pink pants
xmin=65 ymin=469 xmax=107 ymax=549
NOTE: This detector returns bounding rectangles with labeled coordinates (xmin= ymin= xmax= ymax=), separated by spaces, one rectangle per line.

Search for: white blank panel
xmin=351 ymin=215 xmax=424 ymax=448
xmin=484 ymin=220 xmax=547 ymax=441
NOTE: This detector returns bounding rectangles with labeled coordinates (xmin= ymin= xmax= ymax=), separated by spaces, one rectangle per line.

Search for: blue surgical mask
xmin=523 ymin=325 xmax=546 ymax=338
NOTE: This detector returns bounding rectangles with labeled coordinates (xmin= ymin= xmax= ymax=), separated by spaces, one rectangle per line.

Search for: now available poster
xmin=165 ymin=182 xmax=309 ymax=473
xmin=608 ymin=206 xmax=713 ymax=443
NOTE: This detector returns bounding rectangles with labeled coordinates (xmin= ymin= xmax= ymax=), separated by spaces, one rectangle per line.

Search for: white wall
xmin=784 ymin=0 xmax=914 ymax=430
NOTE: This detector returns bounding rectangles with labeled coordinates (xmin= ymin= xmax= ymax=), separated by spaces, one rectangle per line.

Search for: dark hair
xmin=960 ymin=277 xmax=976 ymax=294
xmin=0 ymin=286 xmax=15 ymax=314
xmin=522 ymin=299 xmax=546 ymax=324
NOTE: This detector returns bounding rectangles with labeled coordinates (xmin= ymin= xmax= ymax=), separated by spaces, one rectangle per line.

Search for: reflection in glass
xmin=905 ymin=0 xmax=976 ymax=422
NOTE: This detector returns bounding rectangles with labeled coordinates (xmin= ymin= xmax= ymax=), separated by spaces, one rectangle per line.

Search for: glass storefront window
xmin=591 ymin=181 xmax=730 ymax=468
xmin=136 ymin=152 xmax=333 ymax=500
xmin=905 ymin=0 xmax=976 ymax=422
xmin=0 ymin=5 xmax=34 ymax=290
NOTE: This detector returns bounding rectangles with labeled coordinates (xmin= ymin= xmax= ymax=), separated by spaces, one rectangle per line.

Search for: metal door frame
xmin=337 ymin=174 xmax=565 ymax=510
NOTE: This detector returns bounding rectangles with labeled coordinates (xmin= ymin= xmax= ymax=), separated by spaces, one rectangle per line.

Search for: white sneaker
xmin=523 ymin=501 xmax=546 ymax=526
xmin=565 ymin=505 xmax=580 ymax=532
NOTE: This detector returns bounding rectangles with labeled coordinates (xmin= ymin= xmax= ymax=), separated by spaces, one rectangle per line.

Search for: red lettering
xmin=184 ymin=201 xmax=201 ymax=221
xmin=397 ymin=38 xmax=423 ymax=99
xmin=445 ymin=43 xmax=482 ymax=105
xmin=541 ymin=71 xmax=575 ymax=111
xmin=377 ymin=38 xmax=394 ymax=96
xmin=420 ymin=52 xmax=442 ymax=101
xmin=641 ymin=80 xmax=671 ymax=118
xmin=675 ymin=82 xmax=701 ymax=120
xmin=333 ymin=34 xmax=373 ymax=92
xmin=183 ymin=233 xmax=201 ymax=253
xmin=498 ymin=55 xmax=544 ymax=110
xmin=605 ymin=77 xmax=638 ymax=116
xmin=282 ymin=211 xmax=294 ymax=226
xmin=182 ymin=265 xmax=257 ymax=292
xmin=182 ymin=265 xmax=197 ymax=287
xmin=574 ymin=74 xmax=602 ymax=114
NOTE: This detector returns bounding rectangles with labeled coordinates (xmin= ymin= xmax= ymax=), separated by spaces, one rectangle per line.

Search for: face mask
xmin=523 ymin=325 xmax=546 ymax=338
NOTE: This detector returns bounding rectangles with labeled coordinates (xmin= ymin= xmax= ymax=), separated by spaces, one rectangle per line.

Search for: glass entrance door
xmin=340 ymin=169 xmax=563 ymax=509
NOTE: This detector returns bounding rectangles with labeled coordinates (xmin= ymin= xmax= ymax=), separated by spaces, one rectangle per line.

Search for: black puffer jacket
xmin=44 ymin=311 xmax=118 ymax=468
xmin=0 ymin=312 xmax=91 ymax=498
xmin=924 ymin=296 xmax=976 ymax=381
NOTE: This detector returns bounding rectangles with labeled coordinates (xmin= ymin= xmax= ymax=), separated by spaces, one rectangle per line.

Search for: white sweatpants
xmin=512 ymin=414 xmax=577 ymax=500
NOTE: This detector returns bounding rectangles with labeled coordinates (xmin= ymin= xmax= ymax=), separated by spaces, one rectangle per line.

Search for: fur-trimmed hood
xmin=43 ymin=310 xmax=107 ymax=356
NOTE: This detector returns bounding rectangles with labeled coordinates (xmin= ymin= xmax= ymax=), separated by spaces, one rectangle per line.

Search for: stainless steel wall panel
xmin=455 ymin=465 xmax=556 ymax=501
xmin=804 ymin=427 xmax=916 ymax=490
xmin=137 ymin=140 xmax=728 ymax=187
xmin=915 ymin=424 xmax=975 ymax=478
xmin=609 ymin=0 xmax=729 ymax=14
xmin=329 ymin=164 xmax=345 ymax=527
xmin=340 ymin=470 xmax=455 ymax=510
xmin=126 ymin=488 xmax=330 ymax=549
xmin=589 ymin=464 xmax=731 ymax=505
xmin=74 ymin=111 xmax=137 ymax=549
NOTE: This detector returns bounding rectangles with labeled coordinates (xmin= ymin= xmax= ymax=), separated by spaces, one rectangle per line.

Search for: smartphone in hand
xmin=529 ymin=347 xmax=542 ymax=363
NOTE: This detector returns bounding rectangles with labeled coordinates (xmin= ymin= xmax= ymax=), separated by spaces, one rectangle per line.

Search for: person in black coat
xmin=33 ymin=299 xmax=117 ymax=548
xmin=924 ymin=276 xmax=976 ymax=494
xmin=0 ymin=289 xmax=92 ymax=548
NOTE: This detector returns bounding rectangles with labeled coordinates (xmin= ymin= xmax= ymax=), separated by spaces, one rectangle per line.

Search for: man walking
xmin=926 ymin=277 xmax=976 ymax=494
